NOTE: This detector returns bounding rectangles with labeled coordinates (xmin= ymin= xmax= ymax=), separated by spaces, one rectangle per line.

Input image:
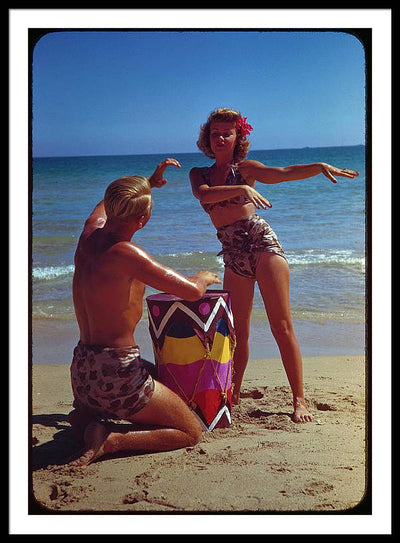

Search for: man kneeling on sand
xmin=68 ymin=158 xmax=221 ymax=467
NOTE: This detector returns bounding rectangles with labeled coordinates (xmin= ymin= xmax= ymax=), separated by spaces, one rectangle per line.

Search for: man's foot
xmin=67 ymin=408 xmax=98 ymax=442
xmin=292 ymin=399 xmax=314 ymax=423
xmin=67 ymin=422 xmax=110 ymax=468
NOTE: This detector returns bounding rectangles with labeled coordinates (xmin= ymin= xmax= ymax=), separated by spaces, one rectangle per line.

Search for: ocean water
xmin=32 ymin=146 xmax=367 ymax=359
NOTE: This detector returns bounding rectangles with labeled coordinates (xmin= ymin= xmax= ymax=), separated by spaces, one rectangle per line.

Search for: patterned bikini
xmin=201 ymin=164 xmax=286 ymax=279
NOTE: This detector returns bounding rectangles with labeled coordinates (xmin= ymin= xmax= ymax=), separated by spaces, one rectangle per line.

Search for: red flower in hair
xmin=235 ymin=116 xmax=253 ymax=138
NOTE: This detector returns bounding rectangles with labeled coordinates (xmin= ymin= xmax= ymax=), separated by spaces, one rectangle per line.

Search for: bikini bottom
xmin=216 ymin=214 xmax=286 ymax=279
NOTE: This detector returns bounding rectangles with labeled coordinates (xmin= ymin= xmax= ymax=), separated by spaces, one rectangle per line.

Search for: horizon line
xmin=33 ymin=143 xmax=365 ymax=160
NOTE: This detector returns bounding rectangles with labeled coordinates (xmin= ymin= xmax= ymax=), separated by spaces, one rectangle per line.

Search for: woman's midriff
xmin=209 ymin=202 xmax=255 ymax=229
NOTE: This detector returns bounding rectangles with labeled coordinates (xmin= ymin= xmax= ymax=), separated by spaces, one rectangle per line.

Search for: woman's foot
xmin=292 ymin=399 xmax=314 ymax=423
xmin=232 ymin=391 xmax=240 ymax=406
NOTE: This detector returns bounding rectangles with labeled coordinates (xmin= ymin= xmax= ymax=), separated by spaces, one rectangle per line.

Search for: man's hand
xmin=148 ymin=158 xmax=181 ymax=188
xmin=194 ymin=271 xmax=222 ymax=287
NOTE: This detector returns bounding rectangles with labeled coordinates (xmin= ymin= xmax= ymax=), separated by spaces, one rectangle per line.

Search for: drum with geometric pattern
xmin=146 ymin=290 xmax=235 ymax=431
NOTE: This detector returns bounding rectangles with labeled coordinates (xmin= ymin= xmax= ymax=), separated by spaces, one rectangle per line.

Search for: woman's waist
xmin=209 ymin=203 xmax=255 ymax=229
xmin=216 ymin=214 xmax=278 ymax=250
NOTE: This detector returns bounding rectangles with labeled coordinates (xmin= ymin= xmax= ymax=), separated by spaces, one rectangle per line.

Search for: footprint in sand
xmin=240 ymin=388 xmax=265 ymax=400
xmin=314 ymin=401 xmax=337 ymax=412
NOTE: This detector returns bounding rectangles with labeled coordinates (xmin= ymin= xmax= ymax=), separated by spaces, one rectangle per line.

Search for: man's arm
xmin=114 ymin=242 xmax=221 ymax=301
xmin=148 ymin=158 xmax=181 ymax=188
xmin=82 ymin=200 xmax=107 ymax=235
xmin=74 ymin=200 xmax=107 ymax=265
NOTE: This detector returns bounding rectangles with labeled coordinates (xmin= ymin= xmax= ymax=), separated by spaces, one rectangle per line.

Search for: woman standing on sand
xmin=190 ymin=107 xmax=359 ymax=423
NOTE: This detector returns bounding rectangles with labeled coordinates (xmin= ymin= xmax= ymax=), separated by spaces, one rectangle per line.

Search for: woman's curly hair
xmin=196 ymin=107 xmax=251 ymax=162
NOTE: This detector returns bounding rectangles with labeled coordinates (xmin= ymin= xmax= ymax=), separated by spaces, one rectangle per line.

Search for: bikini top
xmin=200 ymin=164 xmax=252 ymax=214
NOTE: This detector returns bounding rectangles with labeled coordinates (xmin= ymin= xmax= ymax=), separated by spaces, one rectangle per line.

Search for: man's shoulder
xmin=109 ymin=241 xmax=147 ymax=260
xmin=105 ymin=242 xmax=154 ymax=279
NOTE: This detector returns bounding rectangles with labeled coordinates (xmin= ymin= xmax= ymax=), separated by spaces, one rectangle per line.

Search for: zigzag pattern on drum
xmin=147 ymin=294 xmax=234 ymax=341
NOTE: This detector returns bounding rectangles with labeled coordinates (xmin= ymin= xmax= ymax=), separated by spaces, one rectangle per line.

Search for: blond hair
xmin=104 ymin=176 xmax=152 ymax=221
xmin=196 ymin=107 xmax=250 ymax=162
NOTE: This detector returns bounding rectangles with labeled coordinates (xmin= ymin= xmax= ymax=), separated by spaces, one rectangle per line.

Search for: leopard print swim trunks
xmin=70 ymin=341 xmax=155 ymax=420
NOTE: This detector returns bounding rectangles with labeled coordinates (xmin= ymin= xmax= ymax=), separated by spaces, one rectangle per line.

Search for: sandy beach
xmin=31 ymin=353 xmax=368 ymax=514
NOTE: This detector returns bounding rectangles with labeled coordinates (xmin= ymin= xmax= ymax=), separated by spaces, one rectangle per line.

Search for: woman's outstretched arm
xmin=238 ymin=160 xmax=359 ymax=185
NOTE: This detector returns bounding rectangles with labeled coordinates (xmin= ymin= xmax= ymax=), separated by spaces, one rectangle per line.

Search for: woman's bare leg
xmin=255 ymin=252 xmax=313 ymax=423
xmin=223 ymin=266 xmax=255 ymax=405
xmin=68 ymin=381 xmax=203 ymax=467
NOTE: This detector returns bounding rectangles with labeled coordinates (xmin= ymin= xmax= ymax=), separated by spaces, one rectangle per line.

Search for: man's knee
xmin=188 ymin=425 xmax=203 ymax=447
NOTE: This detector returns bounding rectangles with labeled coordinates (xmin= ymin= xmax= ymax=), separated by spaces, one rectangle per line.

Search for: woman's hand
xmin=320 ymin=163 xmax=359 ymax=184
xmin=242 ymin=185 xmax=272 ymax=210
xmin=148 ymin=158 xmax=181 ymax=188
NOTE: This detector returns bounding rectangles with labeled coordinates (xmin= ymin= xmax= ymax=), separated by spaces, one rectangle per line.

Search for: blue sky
xmin=32 ymin=30 xmax=366 ymax=157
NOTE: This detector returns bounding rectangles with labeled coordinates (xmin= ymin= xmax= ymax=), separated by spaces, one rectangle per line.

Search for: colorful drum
xmin=146 ymin=290 xmax=235 ymax=431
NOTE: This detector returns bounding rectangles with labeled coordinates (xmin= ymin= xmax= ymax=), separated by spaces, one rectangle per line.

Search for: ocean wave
xmin=251 ymin=306 xmax=365 ymax=324
xmin=32 ymin=249 xmax=365 ymax=283
xmin=157 ymin=250 xmax=217 ymax=259
xmin=32 ymin=265 xmax=75 ymax=281
xmin=286 ymin=250 xmax=365 ymax=270
xmin=32 ymin=310 xmax=75 ymax=321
